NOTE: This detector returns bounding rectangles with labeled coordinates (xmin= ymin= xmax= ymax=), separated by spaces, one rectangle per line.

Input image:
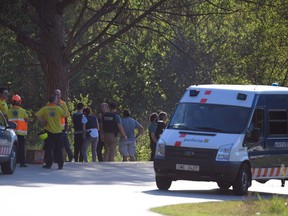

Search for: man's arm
xmin=117 ymin=124 xmax=127 ymax=140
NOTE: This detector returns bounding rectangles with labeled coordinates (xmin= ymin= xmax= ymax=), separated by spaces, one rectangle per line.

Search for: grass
xmin=150 ymin=195 xmax=288 ymax=216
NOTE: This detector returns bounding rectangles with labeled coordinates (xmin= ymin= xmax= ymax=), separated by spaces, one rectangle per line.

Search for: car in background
xmin=0 ymin=111 xmax=18 ymax=174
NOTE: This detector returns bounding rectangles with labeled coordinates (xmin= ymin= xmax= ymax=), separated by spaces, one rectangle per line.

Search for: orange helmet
xmin=11 ymin=94 xmax=22 ymax=104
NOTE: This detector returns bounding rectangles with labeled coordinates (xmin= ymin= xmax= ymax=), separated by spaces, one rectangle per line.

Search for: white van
xmin=153 ymin=84 xmax=288 ymax=195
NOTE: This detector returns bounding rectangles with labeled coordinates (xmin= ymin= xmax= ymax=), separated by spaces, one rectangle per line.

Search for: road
xmin=0 ymin=162 xmax=287 ymax=216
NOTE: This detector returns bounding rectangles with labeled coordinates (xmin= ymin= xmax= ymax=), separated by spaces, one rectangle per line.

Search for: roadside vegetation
xmin=151 ymin=195 xmax=288 ymax=216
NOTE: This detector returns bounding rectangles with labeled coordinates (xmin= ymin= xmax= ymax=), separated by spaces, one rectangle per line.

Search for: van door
xmin=245 ymin=108 xmax=266 ymax=167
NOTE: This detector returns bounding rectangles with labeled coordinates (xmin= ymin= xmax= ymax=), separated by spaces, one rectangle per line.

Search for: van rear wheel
xmin=156 ymin=176 xmax=172 ymax=190
xmin=233 ymin=163 xmax=250 ymax=195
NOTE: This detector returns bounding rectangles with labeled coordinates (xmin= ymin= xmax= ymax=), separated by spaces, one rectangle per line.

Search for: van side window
xmin=268 ymin=110 xmax=287 ymax=135
xmin=253 ymin=109 xmax=264 ymax=137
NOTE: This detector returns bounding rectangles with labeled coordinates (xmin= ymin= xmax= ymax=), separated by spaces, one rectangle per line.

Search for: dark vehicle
xmin=0 ymin=111 xmax=18 ymax=174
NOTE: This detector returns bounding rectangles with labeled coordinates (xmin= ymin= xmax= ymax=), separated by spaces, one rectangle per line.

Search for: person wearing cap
xmin=0 ymin=87 xmax=9 ymax=119
xmin=7 ymin=94 xmax=29 ymax=167
xmin=36 ymin=95 xmax=67 ymax=169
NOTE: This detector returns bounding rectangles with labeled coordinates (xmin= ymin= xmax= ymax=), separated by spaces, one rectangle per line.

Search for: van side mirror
xmin=244 ymin=127 xmax=260 ymax=147
xmin=251 ymin=127 xmax=260 ymax=142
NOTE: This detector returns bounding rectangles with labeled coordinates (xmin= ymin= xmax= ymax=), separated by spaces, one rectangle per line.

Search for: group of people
xmin=72 ymin=102 xmax=145 ymax=163
xmin=0 ymin=86 xmax=168 ymax=170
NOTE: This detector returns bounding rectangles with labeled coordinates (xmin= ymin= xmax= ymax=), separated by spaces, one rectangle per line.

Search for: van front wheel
xmin=156 ymin=176 xmax=172 ymax=190
xmin=217 ymin=181 xmax=232 ymax=189
xmin=232 ymin=163 xmax=250 ymax=195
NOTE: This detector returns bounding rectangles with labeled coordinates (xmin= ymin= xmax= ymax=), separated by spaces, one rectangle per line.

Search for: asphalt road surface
xmin=0 ymin=162 xmax=287 ymax=216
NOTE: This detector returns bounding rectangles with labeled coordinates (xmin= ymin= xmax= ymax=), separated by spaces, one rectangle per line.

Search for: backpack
xmin=155 ymin=120 xmax=166 ymax=140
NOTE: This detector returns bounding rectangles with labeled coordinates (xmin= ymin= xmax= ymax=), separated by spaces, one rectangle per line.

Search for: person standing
xmin=155 ymin=111 xmax=168 ymax=140
xmin=96 ymin=103 xmax=107 ymax=162
xmin=72 ymin=102 xmax=84 ymax=162
xmin=55 ymin=89 xmax=74 ymax=162
xmin=82 ymin=107 xmax=99 ymax=162
xmin=7 ymin=94 xmax=29 ymax=167
xmin=36 ymin=95 xmax=67 ymax=169
xmin=148 ymin=112 xmax=158 ymax=161
xmin=0 ymin=87 xmax=9 ymax=119
xmin=102 ymin=102 xmax=127 ymax=161
xmin=119 ymin=109 xmax=144 ymax=161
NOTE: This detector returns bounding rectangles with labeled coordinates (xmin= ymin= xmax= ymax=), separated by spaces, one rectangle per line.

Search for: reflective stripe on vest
xmin=9 ymin=118 xmax=28 ymax=136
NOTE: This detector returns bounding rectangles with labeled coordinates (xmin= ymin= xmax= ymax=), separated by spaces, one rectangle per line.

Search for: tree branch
xmin=65 ymin=0 xmax=88 ymax=57
xmin=71 ymin=0 xmax=121 ymax=48
xmin=70 ymin=0 xmax=168 ymax=76
xmin=0 ymin=17 xmax=43 ymax=54
xmin=69 ymin=0 xmax=127 ymax=60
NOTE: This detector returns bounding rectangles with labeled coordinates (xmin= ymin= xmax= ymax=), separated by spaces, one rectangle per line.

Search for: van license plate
xmin=176 ymin=164 xmax=199 ymax=171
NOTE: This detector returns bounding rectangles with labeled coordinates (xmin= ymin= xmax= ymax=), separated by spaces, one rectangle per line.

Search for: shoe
xmin=42 ymin=164 xmax=51 ymax=169
xmin=58 ymin=166 xmax=63 ymax=170
xmin=20 ymin=164 xmax=28 ymax=168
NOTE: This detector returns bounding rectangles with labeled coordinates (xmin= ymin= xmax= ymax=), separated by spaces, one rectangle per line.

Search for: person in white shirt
xmin=82 ymin=107 xmax=99 ymax=162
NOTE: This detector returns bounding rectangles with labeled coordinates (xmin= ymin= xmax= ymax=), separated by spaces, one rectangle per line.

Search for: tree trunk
xmin=37 ymin=0 xmax=69 ymax=100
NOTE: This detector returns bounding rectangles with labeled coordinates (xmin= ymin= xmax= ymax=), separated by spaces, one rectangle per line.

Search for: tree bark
xmin=36 ymin=0 xmax=69 ymax=100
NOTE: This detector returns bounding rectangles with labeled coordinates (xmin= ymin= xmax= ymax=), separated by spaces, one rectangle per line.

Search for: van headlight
xmin=155 ymin=138 xmax=165 ymax=157
xmin=216 ymin=144 xmax=232 ymax=161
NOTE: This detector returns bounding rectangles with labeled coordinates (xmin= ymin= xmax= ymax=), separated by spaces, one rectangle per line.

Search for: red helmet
xmin=11 ymin=94 xmax=22 ymax=104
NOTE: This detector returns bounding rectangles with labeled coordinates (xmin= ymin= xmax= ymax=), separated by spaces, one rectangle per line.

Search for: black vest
xmin=86 ymin=115 xmax=98 ymax=129
xmin=72 ymin=113 xmax=83 ymax=131
xmin=102 ymin=112 xmax=118 ymax=133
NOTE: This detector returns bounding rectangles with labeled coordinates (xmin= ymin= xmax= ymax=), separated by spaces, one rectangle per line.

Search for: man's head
xmin=0 ymin=87 xmax=9 ymax=100
xmin=159 ymin=111 xmax=167 ymax=121
xmin=101 ymin=103 xmax=109 ymax=113
xmin=55 ymin=89 xmax=61 ymax=100
xmin=149 ymin=112 xmax=158 ymax=123
xmin=109 ymin=102 xmax=117 ymax=111
xmin=48 ymin=95 xmax=57 ymax=104
xmin=123 ymin=109 xmax=131 ymax=118
xmin=11 ymin=94 xmax=22 ymax=106
xmin=76 ymin=102 xmax=84 ymax=111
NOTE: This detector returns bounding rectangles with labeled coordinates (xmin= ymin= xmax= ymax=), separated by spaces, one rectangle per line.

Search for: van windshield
xmin=168 ymin=103 xmax=250 ymax=133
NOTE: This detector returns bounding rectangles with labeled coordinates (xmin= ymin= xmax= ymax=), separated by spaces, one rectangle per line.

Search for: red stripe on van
xmin=179 ymin=134 xmax=186 ymax=138
xmin=276 ymin=167 xmax=281 ymax=176
xmin=269 ymin=168 xmax=274 ymax=177
xmin=175 ymin=141 xmax=182 ymax=147
xmin=205 ymin=90 xmax=212 ymax=95
xmin=200 ymin=98 xmax=207 ymax=103
xmin=257 ymin=168 xmax=262 ymax=177
xmin=263 ymin=168 xmax=268 ymax=177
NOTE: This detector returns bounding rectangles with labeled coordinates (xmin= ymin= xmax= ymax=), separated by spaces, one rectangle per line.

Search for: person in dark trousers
xmin=155 ymin=111 xmax=168 ymax=140
xmin=7 ymin=94 xmax=29 ymax=167
xmin=96 ymin=103 xmax=108 ymax=162
xmin=55 ymin=89 xmax=74 ymax=162
xmin=72 ymin=102 xmax=84 ymax=162
xmin=36 ymin=95 xmax=67 ymax=169
xmin=148 ymin=112 xmax=158 ymax=161
xmin=0 ymin=87 xmax=9 ymax=119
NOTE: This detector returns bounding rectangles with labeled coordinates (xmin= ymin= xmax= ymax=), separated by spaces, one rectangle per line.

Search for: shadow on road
xmin=0 ymin=162 xmax=156 ymax=187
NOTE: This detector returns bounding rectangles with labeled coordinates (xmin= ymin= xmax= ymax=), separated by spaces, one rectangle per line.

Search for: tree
xmin=0 ymin=0 xmax=168 ymax=99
